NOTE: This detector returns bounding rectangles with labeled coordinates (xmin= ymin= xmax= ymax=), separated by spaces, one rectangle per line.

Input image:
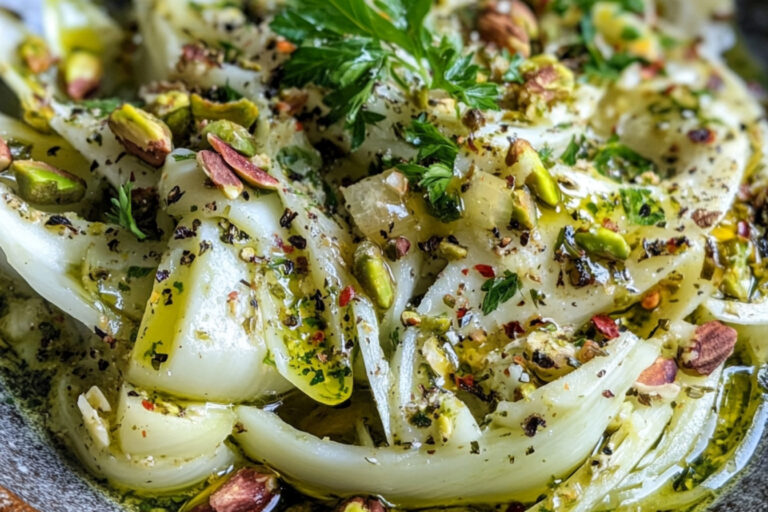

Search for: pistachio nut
xmin=202 ymin=119 xmax=258 ymax=157
xmin=21 ymin=81 xmax=54 ymax=133
xmin=0 ymin=136 xmax=12 ymax=171
xmin=508 ymin=139 xmax=560 ymax=207
xmin=12 ymin=159 xmax=86 ymax=204
xmin=196 ymin=149 xmax=243 ymax=200
xmin=108 ymin=104 xmax=173 ymax=167
xmin=63 ymin=50 xmax=102 ymax=101
xmin=353 ymin=240 xmax=395 ymax=309
xmin=18 ymin=36 xmax=54 ymax=74
xmin=401 ymin=310 xmax=422 ymax=327
xmin=190 ymin=93 xmax=259 ymax=129
xmin=148 ymin=91 xmax=191 ymax=140
xmin=337 ymin=497 xmax=387 ymax=512
xmin=511 ymin=187 xmax=537 ymax=229
xmin=437 ymin=239 xmax=468 ymax=261
xmin=207 ymin=134 xmax=279 ymax=190
xmin=477 ymin=1 xmax=538 ymax=57
xmin=523 ymin=330 xmax=578 ymax=382
xmin=574 ymin=226 xmax=631 ymax=260
xmin=384 ymin=236 xmax=411 ymax=261
xmin=720 ymin=240 xmax=751 ymax=301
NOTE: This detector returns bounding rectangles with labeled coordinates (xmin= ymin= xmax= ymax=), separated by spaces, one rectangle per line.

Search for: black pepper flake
xmin=166 ymin=185 xmax=185 ymax=205
xmin=47 ymin=146 xmax=61 ymax=156
xmin=174 ymin=225 xmax=196 ymax=239
xmin=280 ymin=208 xmax=298 ymax=228
xmin=45 ymin=215 xmax=72 ymax=227
xmin=602 ymin=389 xmax=615 ymax=398
xmin=199 ymin=240 xmax=213 ymax=255
xmin=107 ymin=239 xmax=120 ymax=252
xmin=522 ymin=414 xmax=546 ymax=437
xmin=156 ymin=269 xmax=170 ymax=282
xmin=97 ymin=359 xmax=109 ymax=371
xmin=180 ymin=250 xmax=196 ymax=266
xmin=288 ymin=235 xmax=307 ymax=250
xmin=90 ymin=160 xmax=99 ymax=171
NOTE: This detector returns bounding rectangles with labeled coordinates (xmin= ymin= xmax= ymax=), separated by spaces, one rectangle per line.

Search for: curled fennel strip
xmin=234 ymin=334 xmax=657 ymax=507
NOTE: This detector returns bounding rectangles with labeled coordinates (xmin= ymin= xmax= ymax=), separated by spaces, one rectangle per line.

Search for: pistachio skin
xmin=0 ymin=136 xmax=12 ymax=171
xmin=202 ymin=119 xmax=258 ymax=157
xmin=353 ymin=240 xmax=395 ymax=310
xmin=574 ymin=226 xmax=631 ymax=260
xmin=720 ymin=240 xmax=751 ymax=301
xmin=108 ymin=104 xmax=174 ymax=167
xmin=12 ymin=159 xmax=87 ymax=205
xmin=18 ymin=36 xmax=54 ymax=74
xmin=63 ymin=50 xmax=103 ymax=101
xmin=190 ymin=93 xmax=260 ymax=129
xmin=207 ymin=134 xmax=279 ymax=190
xmin=196 ymin=149 xmax=243 ymax=200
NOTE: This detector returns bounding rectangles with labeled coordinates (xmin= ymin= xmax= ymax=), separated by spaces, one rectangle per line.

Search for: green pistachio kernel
xmin=12 ymin=159 xmax=86 ymax=205
xmin=202 ymin=119 xmax=258 ymax=157
xmin=108 ymin=104 xmax=173 ymax=167
xmin=511 ymin=188 xmax=538 ymax=229
xmin=190 ymin=93 xmax=259 ymax=129
xmin=353 ymin=240 xmax=395 ymax=309
xmin=574 ymin=226 xmax=631 ymax=260
xmin=437 ymin=239 xmax=468 ymax=261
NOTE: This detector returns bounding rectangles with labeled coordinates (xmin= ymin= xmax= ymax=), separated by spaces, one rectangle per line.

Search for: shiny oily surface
xmin=0 ymin=1 xmax=767 ymax=512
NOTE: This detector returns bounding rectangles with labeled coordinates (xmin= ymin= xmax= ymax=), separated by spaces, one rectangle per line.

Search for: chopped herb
xmin=172 ymin=153 xmax=197 ymax=161
xmin=560 ymin=135 xmax=588 ymax=165
xmin=106 ymin=182 xmax=146 ymax=240
xmin=271 ymin=0 xmax=499 ymax=149
xmin=127 ymin=266 xmax=153 ymax=279
xmin=620 ymin=188 xmax=666 ymax=225
xmin=79 ymin=97 xmax=124 ymax=116
xmin=480 ymin=270 xmax=521 ymax=315
xmin=172 ymin=281 xmax=184 ymax=294
xmin=402 ymin=114 xmax=459 ymax=165
xmin=276 ymin=145 xmax=323 ymax=177
xmin=502 ymin=50 xmax=525 ymax=84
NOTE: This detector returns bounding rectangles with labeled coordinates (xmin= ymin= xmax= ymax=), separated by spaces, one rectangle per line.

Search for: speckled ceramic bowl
xmin=0 ymin=2 xmax=766 ymax=511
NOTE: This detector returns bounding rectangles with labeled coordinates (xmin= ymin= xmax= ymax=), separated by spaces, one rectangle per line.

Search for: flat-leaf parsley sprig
xmin=271 ymin=0 xmax=500 ymax=149
xmin=106 ymin=181 xmax=146 ymax=240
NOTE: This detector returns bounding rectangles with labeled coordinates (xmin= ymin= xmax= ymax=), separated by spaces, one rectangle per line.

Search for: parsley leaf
xmin=560 ymin=135 xmax=588 ymax=165
xmin=402 ymin=114 xmax=459 ymax=164
xmin=502 ymin=50 xmax=525 ymax=84
xmin=397 ymin=115 xmax=463 ymax=222
xmin=106 ymin=182 xmax=146 ymax=240
xmin=271 ymin=0 xmax=499 ymax=149
xmin=481 ymin=270 xmax=521 ymax=315
xmin=620 ymin=188 xmax=665 ymax=225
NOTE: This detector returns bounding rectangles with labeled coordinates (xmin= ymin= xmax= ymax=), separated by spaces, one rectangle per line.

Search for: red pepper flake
xmin=602 ymin=390 xmax=615 ymax=398
xmin=141 ymin=400 xmax=155 ymax=411
xmin=456 ymin=307 xmax=469 ymax=320
xmin=687 ymin=128 xmax=715 ymax=144
xmin=273 ymin=234 xmax=294 ymax=254
xmin=311 ymin=331 xmax=325 ymax=344
xmin=339 ymin=285 xmax=355 ymax=307
xmin=737 ymin=221 xmax=750 ymax=239
xmin=503 ymin=321 xmax=525 ymax=339
xmin=591 ymin=314 xmax=620 ymax=339
xmin=454 ymin=374 xmax=475 ymax=390
xmin=141 ymin=430 xmax=147 ymax=438
xmin=228 ymin=291 xmax=239 ymax=302
xmin=461 ymin=268 xmax=469 ymax=276
xmin=601 ymin=218 xmax=619 ymax=232
xmin=640 ymin=60 xmax=665 ymax=80
xmin=474 ymin=264 xmax=495 ymax=278
xmin=295 ymin=121 xmax=304 ymax=132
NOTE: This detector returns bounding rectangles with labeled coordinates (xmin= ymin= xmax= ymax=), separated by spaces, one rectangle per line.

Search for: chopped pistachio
xmin=108 ymin=104 xmax=173 ymax=167
xmin=190 ymin=93 xmax=259 ymax=129
xmin=22 ymin=82 xmax=54 ymax=133
xmin=720 ymin=240 xmax=751 ymax=301
xmin=574 ymin=226 xmax=631 ymax=260
xmin=18 ymin=36 xmax=54 ymax=74
xmin=437 ymin=239 xmax=468 ymax=260
xmin=508 ymin=139 xmax=560 ymax=207
xmin=421 ymin=315 xmax=452 ymax=334
xmin=63 ymin=50 xmax=102 ymax=101
xmin=384 ymin=236 xmax=411 ymax=261
xmin=0 ymin=137 xmax=12 ymax=171
xmin=12 ymin=159 xmax=86 ymax=204
xmin=511 ymin=188 xmax=537 ymax=229
xmin=148 ymin=91 xmax=191 ymax=140
xmin=197 ymin=149 xmax=243 ymax=200
xmin=401 ymin=310 xmax=422 ymax=326
xmin=353 ymin=240 xmax=395 ymax=309
xmin=202 ymin=119 xmax=258 ymax=157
